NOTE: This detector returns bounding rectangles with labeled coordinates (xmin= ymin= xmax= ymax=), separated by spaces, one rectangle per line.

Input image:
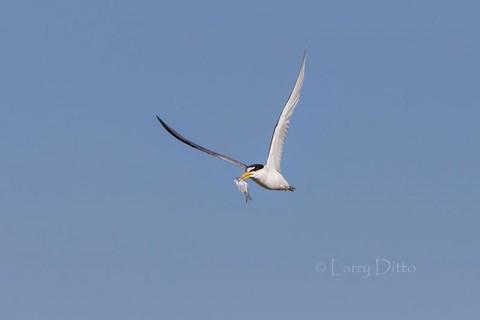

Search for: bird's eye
xmin=247 ymin=164 xmax=263 ymax=172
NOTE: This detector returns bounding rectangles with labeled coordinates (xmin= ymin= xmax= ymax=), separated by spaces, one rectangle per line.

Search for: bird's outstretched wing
xmin=156 ymin=116 xmax=247 ymax=170
xmin=265 ymin=52 xmax=306 ymax=172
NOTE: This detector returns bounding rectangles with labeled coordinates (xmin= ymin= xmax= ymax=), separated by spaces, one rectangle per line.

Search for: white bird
xmin=156 ymin=52 xmax=306 ymax=195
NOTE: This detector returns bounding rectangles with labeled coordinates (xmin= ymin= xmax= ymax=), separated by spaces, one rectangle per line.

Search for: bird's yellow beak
xmin=239 ymin=171 xmax=253 ymax=180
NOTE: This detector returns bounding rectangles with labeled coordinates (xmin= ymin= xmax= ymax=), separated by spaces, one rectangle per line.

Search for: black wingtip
xmin=156 ymin=115 xmax=168 ymax=129
xmin=156 ymin=116 xmax=174 ymax=136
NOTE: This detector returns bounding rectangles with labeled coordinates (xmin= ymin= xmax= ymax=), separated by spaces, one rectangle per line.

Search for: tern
xmin=156 ymin=52 xmax=305 ymax=194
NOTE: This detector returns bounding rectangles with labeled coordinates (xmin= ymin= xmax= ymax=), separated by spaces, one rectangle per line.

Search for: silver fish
xmin=234 ymin=177 xmax=252 ymax=203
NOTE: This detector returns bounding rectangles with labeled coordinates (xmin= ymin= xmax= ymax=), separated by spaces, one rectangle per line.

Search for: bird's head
xmin=239 ymin=164 xmax=264 ymax=180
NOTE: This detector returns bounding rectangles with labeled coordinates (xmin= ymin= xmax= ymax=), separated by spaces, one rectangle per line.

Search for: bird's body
xmin=249 ymin=166 xmax=293 ymax=191
xmin=156 ymin=52 xmax=306 ymax=199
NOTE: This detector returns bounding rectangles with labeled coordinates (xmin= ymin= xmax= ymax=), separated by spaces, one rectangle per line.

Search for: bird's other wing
xmin=156 ymin=116 xmax=247 ymax=170
xmin=265 ymin=52 xmax=306 ymax=172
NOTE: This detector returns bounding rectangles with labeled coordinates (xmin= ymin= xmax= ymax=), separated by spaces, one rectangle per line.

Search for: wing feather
xmin=265 ymin=52 xmax=306 ymax=172
xmin=156 ymin=116 xmax=247 ymax=170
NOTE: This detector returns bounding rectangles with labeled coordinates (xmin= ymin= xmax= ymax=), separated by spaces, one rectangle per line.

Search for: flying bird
xmin=156 ymin=52 xmax=306 ymax=196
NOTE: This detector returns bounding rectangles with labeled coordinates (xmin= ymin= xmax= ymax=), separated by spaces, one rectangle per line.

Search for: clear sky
xmin=1 ymin=0 xmax=479 ymax=319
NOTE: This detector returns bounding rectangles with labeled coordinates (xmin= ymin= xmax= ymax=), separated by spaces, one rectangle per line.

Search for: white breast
xmin=250 ymin=166 xmax=291 ymax=190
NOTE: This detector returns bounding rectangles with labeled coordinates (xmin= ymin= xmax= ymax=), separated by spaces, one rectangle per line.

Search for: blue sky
xmin=1 ymin=0 xmax=479 ymax=319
